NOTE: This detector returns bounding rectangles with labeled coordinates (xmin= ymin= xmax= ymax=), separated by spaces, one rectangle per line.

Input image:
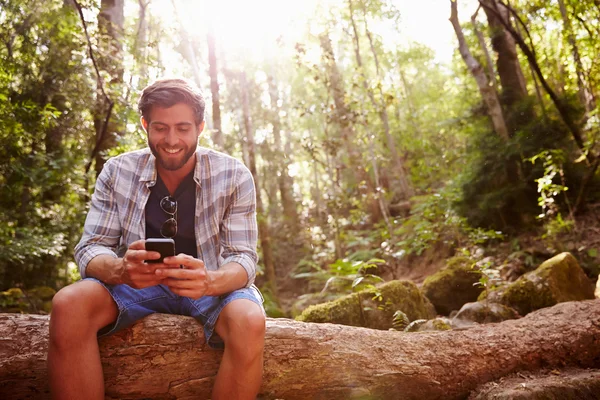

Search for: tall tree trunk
xmin=481 ymin=0 xmax=527 ymax=117
xmin=557 ymin=0 xmax=595 ymax=115
xmin=170 ymin=0 xmax=202 ymax=88
xmin=240 ymin=72 xmax=278 ymax=296
xmin=94 ymin=0 xmax=124 ymax=176
xmin=450 ymin=0 xmax=510 ymax=141
xmin=359 ymin=1 xmax=414 ymax=200
xmin=478 ymin=0 xmax=588 ymax=158
xmin=319 ymin=32 xmax=370 ymax=190
xmin=471 ymin=6 xmax=498 ymax=90
xmin=267 ymin=74 xmax=299 ymax=229
xmin=135 ymin=0 xmax=149 ymax=81
xmin=207 ymin=24 xmax=224 ymax=150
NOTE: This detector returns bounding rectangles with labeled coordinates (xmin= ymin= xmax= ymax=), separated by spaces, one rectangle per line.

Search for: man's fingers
xmin=128 ymin=240 xmax=147 ymax=250
xmin=126 ymin=249 xmax=160 ymax=263
xmin=163 ymin=253 xmax=205 ymax=270
xmin=163 ymin=278 xmax=196 ymax=289
xmin=155 ymin=268 xmax=199 ymax=279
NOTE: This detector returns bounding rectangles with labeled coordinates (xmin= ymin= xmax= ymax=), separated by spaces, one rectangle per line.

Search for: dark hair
xmin=138 ymin=78 xmax=205 ymax=125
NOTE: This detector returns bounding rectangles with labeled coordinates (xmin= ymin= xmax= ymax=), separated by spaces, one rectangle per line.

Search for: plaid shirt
xmin=74 ymin=147 xmax=258 ymax=287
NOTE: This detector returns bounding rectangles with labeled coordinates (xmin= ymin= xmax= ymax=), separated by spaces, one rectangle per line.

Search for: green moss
xmin=431 ymin=318 xmax=452 ymax=331
xmin=422 ymin=256 xmax=483 ymax=315
xmin=296 ymin=280 xmax=436 ymax=330
xmin=496 ymin=252 xmax=595 ymax=315
xmin=28 ymin=286 xmax=56 ymax=300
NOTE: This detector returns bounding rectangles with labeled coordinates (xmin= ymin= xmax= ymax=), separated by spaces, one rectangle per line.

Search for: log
xmin=1 ymin=299 xmax=600 ymax=400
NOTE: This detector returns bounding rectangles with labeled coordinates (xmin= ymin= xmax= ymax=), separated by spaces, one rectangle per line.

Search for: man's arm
xmin=218 ymin=165 xmax=259 ymax=287
xmin=87 ymin=240 xmax=164 ymax=288
xmin=74 ymin=159 xmax=121 ymax=279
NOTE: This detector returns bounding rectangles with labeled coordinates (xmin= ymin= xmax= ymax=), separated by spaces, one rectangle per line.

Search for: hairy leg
xmin=48 ymin=281 xmax=118 ymax=400
xmin=211 ymin=299 xmax=266 ymax=400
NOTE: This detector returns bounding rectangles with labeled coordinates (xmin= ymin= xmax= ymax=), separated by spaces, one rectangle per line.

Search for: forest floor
xmin=276 ymin=202 xmax=600 ymax=316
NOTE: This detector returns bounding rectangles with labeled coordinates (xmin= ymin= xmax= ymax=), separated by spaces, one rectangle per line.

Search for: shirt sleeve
xmin=220 ymin=165 xmax=259 ymax=287
xmin=74 ymin=159 xmax=122 ymax=278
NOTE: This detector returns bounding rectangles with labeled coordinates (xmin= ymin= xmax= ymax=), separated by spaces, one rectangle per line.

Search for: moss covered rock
xmin=485 ymin=252 xmax=595 ymax=316
xmin=296 ymin=280 xmax=436 ymax=330
xmin=452 ymin=301 xmax=519 ymax=328
xmin=421 ymin=257 xmax=484 ymax=315
xmin=0 ymin=286 xmax=56 ymax=314
xmin=415 ymin=317 xmax=453 ymax=332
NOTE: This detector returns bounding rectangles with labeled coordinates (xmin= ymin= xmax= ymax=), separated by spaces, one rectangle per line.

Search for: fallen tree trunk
xmin=1 ymin=299 xmax=599 ymax=399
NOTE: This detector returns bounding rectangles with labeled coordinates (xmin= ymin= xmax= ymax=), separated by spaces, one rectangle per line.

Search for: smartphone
xmin=145 ymin=238 xmax=175 ymax=264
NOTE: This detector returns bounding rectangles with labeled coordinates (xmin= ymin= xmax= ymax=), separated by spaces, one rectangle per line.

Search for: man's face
xmin=143 ymin=103 xmax=204 ymax=171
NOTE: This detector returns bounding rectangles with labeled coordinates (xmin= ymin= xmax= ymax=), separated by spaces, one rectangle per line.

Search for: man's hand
xmin=119 ymin=240 xmax=165 ymax=288
xmin=156 ymin=254 xmax=211 ymax=299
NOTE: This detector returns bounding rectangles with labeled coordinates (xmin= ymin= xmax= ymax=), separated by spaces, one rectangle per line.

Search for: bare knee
xmin=218 ymin=301 xmax=266 ymax=351
xmin=49 ymin=281 xmax=116 ymax=349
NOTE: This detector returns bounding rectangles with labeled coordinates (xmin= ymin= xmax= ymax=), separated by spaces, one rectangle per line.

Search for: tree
xmin=93 ymin=0 xmax=125 ymax=176
xmin=2 ymin=299 xmax=600 ymax=399
xmin=240 ymin=71 xmax=278 ymax=297
xmin=450 ymin=0 xmax=510 ymax=141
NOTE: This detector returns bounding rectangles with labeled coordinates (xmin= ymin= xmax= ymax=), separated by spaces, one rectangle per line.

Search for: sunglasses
xmin=160 ymin=196 xmax=177 ymax=238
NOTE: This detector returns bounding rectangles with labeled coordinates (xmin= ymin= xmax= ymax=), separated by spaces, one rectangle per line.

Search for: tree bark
xmin=207 ymin=24 xmax=224 ymax=150
xmin=1 ymin=299 xmax=600 ymax=399
xmin=450 ymin=0 xmax=510 ymax=141
xmin=471 ymin=5 xmax=498 ymax=91
xmin=481 ymin=0 xmax=527 ymax=113
xmin=267 ymin=74 xmax=299 ymax=229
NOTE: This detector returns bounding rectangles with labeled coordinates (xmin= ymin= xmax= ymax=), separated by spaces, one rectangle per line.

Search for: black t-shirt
xmin=145 ymin=171 xmax=197 ymax=258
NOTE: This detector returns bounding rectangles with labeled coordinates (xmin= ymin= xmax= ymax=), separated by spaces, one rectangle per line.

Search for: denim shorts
xmin=83 ymin=277 xmax=265 ymax=349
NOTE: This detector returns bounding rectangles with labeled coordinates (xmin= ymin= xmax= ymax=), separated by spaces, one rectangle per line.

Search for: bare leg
xmin=48 ymin=281 xmax=118 ymax=400
xmin=211 ymin=299 xmax=266 ymax=400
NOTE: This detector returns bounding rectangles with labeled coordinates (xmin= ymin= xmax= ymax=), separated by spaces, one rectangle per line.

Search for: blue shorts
xmin=83 ymin=277 xmax=265 ymax=349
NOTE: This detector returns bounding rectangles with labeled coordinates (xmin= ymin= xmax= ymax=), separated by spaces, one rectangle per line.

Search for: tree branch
xmin=72 ymin=0 xmax=115 ymax=174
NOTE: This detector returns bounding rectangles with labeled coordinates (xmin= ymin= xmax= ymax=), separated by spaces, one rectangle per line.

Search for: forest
xmin=1 ymin=0 xmax=600 ymax=398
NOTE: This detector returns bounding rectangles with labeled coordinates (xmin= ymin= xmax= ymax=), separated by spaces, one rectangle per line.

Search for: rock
xmin=296 ymin=280 xmax=436 ymax=330
xmin=452 ymin=302 xmax=520 ymax=329
xmin=596 ymin=276 xmax=600 ymax=299
xmin=415 ymin=317 xmax=453 ymax=332
xmin=422 ymin=257 xmax=484 ymax=315
xmin=290 ymin=292 xmax=343 ymax=317
xmin=482 ymin=252 xmax=595 ymax=316
xmin=468 ymin=368 xmax=600 ymax=400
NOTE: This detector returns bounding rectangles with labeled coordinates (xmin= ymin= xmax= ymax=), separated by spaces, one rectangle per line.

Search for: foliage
xmin=392 ymin=187 xmax=505 ymax=257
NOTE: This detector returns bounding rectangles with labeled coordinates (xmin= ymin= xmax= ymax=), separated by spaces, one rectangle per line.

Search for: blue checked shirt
xmin=74 ymin=147 xmax=258 ymax=287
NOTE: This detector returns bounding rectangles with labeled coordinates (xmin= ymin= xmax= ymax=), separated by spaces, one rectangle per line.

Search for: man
xmin=48 ymin=78 xmax=266 ymax=400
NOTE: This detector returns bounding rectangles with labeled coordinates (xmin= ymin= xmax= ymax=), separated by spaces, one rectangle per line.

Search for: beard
xmin=149 ymin=141 xmax=197 ymax=171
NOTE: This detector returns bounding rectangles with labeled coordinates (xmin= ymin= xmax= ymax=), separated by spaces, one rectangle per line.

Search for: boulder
xmin=422 ymin=257 xmax=484 ymax=315
xmin=452 ymin=301 xmax=520 ymax=329
xmin=481 ymin=253 xmax=595 ymax=316
xmin=296 ymin=280 xmax=436 ymax=330
xmin=414 ymin=317 xmax=453 ymax=332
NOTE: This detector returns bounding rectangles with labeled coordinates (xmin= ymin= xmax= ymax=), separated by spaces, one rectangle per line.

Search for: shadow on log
xmin=1 ymin=299 xmax=599 ymax=399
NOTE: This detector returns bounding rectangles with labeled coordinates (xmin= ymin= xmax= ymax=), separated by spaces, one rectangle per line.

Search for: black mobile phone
xmin=145 ymin=238 xmax=175 ymax=263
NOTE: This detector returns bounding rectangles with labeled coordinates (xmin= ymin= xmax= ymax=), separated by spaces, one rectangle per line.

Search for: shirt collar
xmin=139 ymin=147 xmax=204 ymax=188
